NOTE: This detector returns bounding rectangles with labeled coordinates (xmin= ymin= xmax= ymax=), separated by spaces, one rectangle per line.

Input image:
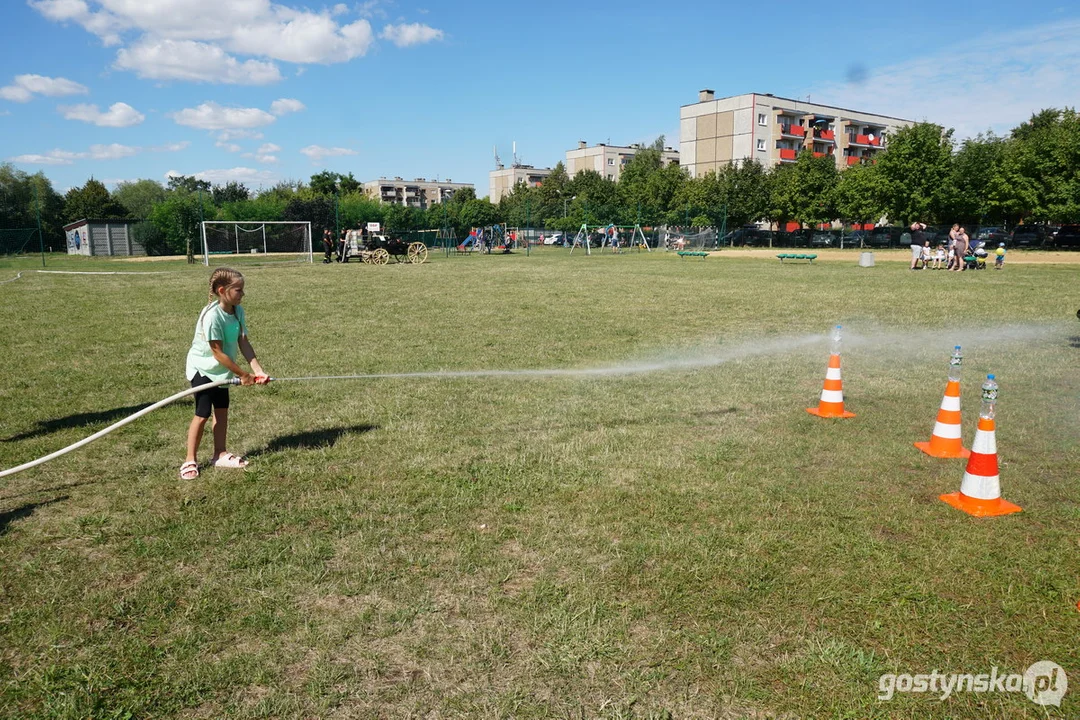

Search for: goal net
xmin=201 ymin=221 xmax=312 ymax=265
xmin=664 ymin=227 xmax=717 ymax=251
xmin=0 ymin=228 xmax=39 ymax=257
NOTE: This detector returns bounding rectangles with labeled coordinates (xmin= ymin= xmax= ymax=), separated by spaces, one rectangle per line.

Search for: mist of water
xmin=276 ymin=322 xmax=1067 ymax=384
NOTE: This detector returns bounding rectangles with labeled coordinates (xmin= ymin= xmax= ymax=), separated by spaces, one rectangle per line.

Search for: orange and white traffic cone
xmin=806 ymin=352 xmax=855 ymax=418
xmin=940 ymin=415 xmax=1021 ymax=517
xmin=915 ymin=379 xmax=970 ymax=458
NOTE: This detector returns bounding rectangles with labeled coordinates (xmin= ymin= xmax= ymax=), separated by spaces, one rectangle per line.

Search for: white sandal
xmin=211 ymin=452 xmax=248 ymax=469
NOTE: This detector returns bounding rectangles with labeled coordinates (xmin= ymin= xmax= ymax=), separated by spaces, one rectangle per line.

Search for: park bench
xmin=677 ymin=251 xmax=709 ymax=260
xmin=776 ymin=253 xmax=817 ymax=263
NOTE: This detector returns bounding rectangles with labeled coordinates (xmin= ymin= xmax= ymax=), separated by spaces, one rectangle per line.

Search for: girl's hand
xmin=254 ymin=375 xmax=270 ymax=385
xmin=239 ymin=372 xmax=255 ymax=386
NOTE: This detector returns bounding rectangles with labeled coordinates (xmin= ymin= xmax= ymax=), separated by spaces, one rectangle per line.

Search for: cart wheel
xmin=408 ymin=242 xmax=428 ymax=264
xmin=373 ymin=248 xmax=390 ymax=265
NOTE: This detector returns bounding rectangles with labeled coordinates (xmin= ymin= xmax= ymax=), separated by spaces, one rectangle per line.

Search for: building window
xmin=758 ymin=113 xmax=767 ymax=126
xmin=608 ymin=158 xmax=615 ymax=166
xmin=756 ymin=139 xmax=765 ymax=151
xmin=607 ymin=174 xmax=614 ymax=180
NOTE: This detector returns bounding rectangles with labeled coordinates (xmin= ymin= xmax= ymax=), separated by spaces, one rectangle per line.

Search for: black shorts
xmin=191 ymin=372 xmax=230 ymax=418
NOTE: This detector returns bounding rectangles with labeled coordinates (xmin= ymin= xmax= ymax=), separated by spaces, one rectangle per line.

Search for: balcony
xmin=781 ymin=124 xmax=806 ymax=138
xmin=813 ymin=151 xmax=829 ymax=158
xmin=779 ymin=148 xmax=797 ymax=161
xmin=846 ymin=156 xmax=862 ymax=166
xmin=848 ymin=134 xmax=883 ymax=147
xmin=813 ymin=129 xmax=835 ymax=141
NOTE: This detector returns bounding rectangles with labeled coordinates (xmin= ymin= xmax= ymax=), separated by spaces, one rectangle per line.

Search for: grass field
xmin=1 ymin=249 xmax=1077 ymax=719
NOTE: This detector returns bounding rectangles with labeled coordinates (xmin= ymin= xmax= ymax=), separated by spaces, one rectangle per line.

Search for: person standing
xmin=953 ymin=227 xmax=969 ymax=272
xmin=909 ymin=222 xmax=927 ymax=270
xmin=181 ymin=268 xmax=269 ymax=479
xmin=995 ymin=242 xmax=1006 ymax=270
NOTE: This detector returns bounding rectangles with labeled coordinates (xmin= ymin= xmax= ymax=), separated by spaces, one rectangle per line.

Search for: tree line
xmin=2 ymin=108 xmax=1077 ymax=255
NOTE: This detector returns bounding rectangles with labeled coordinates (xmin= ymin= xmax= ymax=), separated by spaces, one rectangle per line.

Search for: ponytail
xmin=208 ymin=267 xmax=243 ymax=302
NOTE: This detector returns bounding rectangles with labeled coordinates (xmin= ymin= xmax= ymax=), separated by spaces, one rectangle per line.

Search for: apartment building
xmin=363 ymin=177 xmax=474 ymax=209
xmin=679 ymin=90 xmax=913 ymax=177
xmin=565 ymin=141 xmax=680 ymax=183
xmin=489 ymin=165 xmax=553 ymax=204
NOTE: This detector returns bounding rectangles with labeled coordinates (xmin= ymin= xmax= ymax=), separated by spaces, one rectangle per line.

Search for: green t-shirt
xmin=185 ymin=302 xmax=248 ymax=382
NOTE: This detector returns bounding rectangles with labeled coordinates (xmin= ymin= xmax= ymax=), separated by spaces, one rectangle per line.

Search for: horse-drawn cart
xmin=349 ymin=232 xmax=428 ymax=265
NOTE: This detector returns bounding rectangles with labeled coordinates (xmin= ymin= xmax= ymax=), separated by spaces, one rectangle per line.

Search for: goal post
xmin=200 ymin=221 xmax=312 ymax=265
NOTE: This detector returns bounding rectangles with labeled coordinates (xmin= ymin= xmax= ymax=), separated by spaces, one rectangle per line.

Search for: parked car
xmin=842 ymin=230 xmax=869 ymax=248
xmin=862 ymin=226 xmax=902 ymax=248
xmin=1011 ymin=225 xmax=1050 ymax=247
xmin=974 ymin=227 xmax=1009 ymax=246
xmin=722 ymin=226 xmax=771 ymax=247
xmin=810 ymin=230 xmax=840 ymax=247
xmin=1052 ymin=224 xmax=1080 ymax=249
xmin=542 ymin=232 xmax=565 ymax=246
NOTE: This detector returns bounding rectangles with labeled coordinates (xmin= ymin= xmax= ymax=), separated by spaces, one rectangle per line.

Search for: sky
xmin=1 ymin=0 xmax=1078 ymax=196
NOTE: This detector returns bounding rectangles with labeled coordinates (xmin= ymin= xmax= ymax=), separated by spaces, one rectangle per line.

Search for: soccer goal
xmin=200 ymin=221 xmax=312 ymax=265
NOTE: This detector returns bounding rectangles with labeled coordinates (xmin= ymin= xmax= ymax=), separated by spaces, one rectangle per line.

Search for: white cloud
xmin=115 ymin=38 xmax=282 ymax=85
xmin=215 ymin=141 xmax=242 ymax=152
xmin=357 ymin=1 xmax=387 ymax=19
xmin=89 ymin=143 xmax=140 ymax=159
xmin=332 ymin=3 xmax=348 ymax=15
xmin=59 ymin=101 xmax=145 ymax=127
xmin=229 ymin=16 xmax=374 ymax=63
xmin=300 ymin=145 xmax=357 ymax=163
xmin=270 ymin=98 xmax=305 ymax=115
xmin=8 ymin=149 xmax=86 ymax=165
xmin=7 ymin=139 xmax=187 ymax=165
xmin=216 ymin=128 xmax=264 ymax=141
xmin=28 ymin=0 xmax=126 ymax=45
xmin=379 ymin=22 xmax=443 ymax=47
xmin=243 ymin=142 xmax=281 ymax=164
xmin=812 ymin=18 xmax=1080 ymax=141
xmin=152 ymin=140 xmax=190 ymax=152
xmin=170 ymin=101 xmax=277 ymax=130
xmin=166 ymin=166 xmax=278 ymax=186
xmin=0 ymin=74 xmax=89 ymax=102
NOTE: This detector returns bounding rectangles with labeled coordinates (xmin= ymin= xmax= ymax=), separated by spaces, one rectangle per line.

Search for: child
xmin=920 ymin=241 xmax=931 ymax=268
xmin=181 ymin=268 xmax=268 ymax=479
xmin=932 ymin=243 xmax=945 ymax=269
xmin=995 ymin=242 xmax=1006 ymax=269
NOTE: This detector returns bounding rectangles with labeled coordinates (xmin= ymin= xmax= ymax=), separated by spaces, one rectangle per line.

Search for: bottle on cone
xmin=940 ymin=374 xmax=1022 ymax=517
xmin=915 ymin=346 xmax=970 ymax=458
xmin=807 ymin=325 xmax=855 ymax=418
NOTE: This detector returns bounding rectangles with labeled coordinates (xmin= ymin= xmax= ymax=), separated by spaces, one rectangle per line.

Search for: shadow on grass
xmin=247 ymin=424 xmax=379 ymax=458
xmin=0 ymin=481 xmax=93 ymax=503
xmin=1067 ymin=336 xmax=1080 ymax=349
xmin=3 ymin=404 xmax=151 ymax=443
xmin=0 ymin=496 xmax=68 ymax=535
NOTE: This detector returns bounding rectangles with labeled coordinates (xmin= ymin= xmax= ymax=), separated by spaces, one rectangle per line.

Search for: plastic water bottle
xmin=948 ymin=345 xmax=963 ymax=382
xmin=830 ymin=325 xmax=843 ymax=355
xmin=980 ymin=374 xmax=998 ymax=419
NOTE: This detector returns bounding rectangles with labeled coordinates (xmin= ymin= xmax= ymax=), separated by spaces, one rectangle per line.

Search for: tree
xmin=767 ymin=152 xmax=838 ymax=228
xmin=309 ymin=170 xmax=340 ymax=196
xmin=832 ymin=162 xmax=887 ymax=227
xmin=876 ymin=122 xmax=953 ymax=224
xmin=0 ymin=164 xmax=65 ymax=250
xmin=147 ymin=192 xmax=214 ymax=256
xmin=113 ymin=179 xmax=166 ymax=219
xmin=212 ymin=181 xmax=250 ymax=206
xmin=63 ymin=178 xmax=127 ymax=223
xmin=283 ymin=192 xmax=336 ymax=241
xmin=167 ymin=175 xmax=212 ymax=194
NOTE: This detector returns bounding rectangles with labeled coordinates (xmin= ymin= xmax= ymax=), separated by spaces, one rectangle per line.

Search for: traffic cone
xmin=939 ymin=416 xmax=1021 ymax=517
xmin=914 ymin=380 xmax=970 ymax=458
xmin=806 ymin=353 xmax=855 ymax=418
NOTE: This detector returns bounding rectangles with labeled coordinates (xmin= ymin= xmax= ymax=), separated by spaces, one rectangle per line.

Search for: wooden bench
xmin=677 ymin=251 xmax=709 ymax=260
xmin=776 ymin=253 xmax=817 ymax=263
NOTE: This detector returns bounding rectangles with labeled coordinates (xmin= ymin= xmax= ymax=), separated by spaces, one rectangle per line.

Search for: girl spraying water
xmin=180 ymin=268 xmax=268 ymax=479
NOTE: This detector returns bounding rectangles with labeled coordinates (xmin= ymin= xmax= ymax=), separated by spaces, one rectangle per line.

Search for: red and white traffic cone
xmin=806 ymin=352 xmax=855 ymax=418
xmin=915 ymin=379 xmax=970 ymax=458
xmin=940 ymin=415 xmax=1021 ymax=517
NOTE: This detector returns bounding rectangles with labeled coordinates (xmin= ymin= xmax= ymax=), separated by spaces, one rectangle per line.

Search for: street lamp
xmin=563 ymin=195 xmax=576 ymax=218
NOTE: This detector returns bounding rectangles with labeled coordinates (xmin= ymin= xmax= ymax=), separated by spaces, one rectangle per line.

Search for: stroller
xmin=965 ymin=241 xmax=988 ymax=270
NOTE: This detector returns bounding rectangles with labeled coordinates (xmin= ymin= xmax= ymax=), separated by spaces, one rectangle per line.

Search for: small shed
xmin=63 ymin=219 xmax=145 ymax=256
